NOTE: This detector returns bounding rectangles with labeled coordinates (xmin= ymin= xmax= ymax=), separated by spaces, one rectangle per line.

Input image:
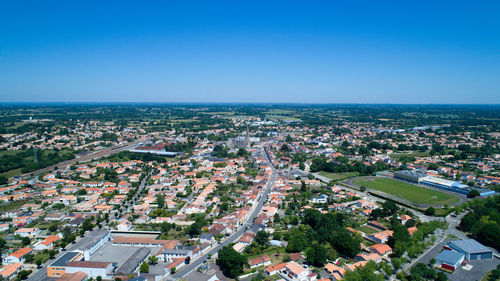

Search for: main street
xmin=169 ymin=146 xmax=277 ymax=280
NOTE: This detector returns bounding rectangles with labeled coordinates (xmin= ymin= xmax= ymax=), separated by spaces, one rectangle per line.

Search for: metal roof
xmin=449 ymin=239 xmax=491 ymax=254
xmin=115 ymin=247 xmax=150 ymax=275
xmin=77 ymin=230 xmax=109 ymax=251
xmin=50 ymin=251 xmax=81 ymax=267
xmin=435 ymin=250 xmax=464 ymax=265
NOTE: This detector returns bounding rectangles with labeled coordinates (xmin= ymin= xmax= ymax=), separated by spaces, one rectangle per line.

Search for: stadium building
xmin=394 ymin=170 xmax=495 ymax=196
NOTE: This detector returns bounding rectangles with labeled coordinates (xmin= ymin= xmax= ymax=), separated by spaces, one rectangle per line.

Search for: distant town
xmin=0 ymin=104 xmax=499 ymax=281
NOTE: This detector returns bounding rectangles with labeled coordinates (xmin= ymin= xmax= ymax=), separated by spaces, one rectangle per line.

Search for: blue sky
xmin=0 ymin=1 xmax=499 ymax=103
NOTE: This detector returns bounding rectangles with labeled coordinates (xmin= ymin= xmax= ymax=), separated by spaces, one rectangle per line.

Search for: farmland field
xmin=352 ymin=177 xmax=459 ymax=206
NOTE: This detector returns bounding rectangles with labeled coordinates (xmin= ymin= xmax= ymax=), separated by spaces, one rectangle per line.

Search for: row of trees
xmin=459 ymin=195 xmax=500 ymax=250
xmin=309 ymin=156 xmax=389 ymax=175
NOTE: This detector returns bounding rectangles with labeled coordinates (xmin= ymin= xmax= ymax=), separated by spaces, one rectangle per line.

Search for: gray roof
xmin=449 ymin=239 xmax=491 ymax=254
xmin=435 ymin=250 xmax=464 ymax=265
xmin=116 ymin=247 xmax=150 ymax=275
xmin=200 ymin=233 xmax=213 ymax=240
xmin=77 ymin=230 xmax=109 ymax=251
xmin=50 ymin=251 xmax=80 ymax=267
xmin=162 ymin=248 xmax=192 ymax=255
xmin=394 ymin=170 xmax=425 ymax=178
xmin=250 ymin=224 xmax=265 ymax=233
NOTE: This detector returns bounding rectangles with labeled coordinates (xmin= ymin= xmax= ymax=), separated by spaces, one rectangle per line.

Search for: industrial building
xmin=446 ymin=239 xmax=494 ymax=261
xmin=434 ymin=249 xmax=465 ymax=271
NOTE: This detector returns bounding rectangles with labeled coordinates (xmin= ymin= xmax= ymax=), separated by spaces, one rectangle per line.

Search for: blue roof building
xmin=447 ymin=239 xmax=493 ymax=261
xmin=435 ymin=249 xmax=465 ymax=269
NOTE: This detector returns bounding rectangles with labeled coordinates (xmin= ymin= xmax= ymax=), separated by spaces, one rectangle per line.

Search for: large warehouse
xmin=445 ymin=239 xmax=493 ymax=261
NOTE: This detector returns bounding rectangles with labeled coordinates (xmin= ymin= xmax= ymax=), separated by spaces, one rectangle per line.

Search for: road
xmin=20 ymin=141 xmax=141 ymax=179
xmin=169 ymin=147 xmax=277 ymax=280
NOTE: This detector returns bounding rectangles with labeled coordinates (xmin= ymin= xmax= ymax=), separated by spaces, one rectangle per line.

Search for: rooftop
xmin=435 ymin=249 xmax=465 ymax=265
xmin=50 ymin=251 xmax=81 ymax=267
xmin=449 ymin=239 xmax=491 ymax=253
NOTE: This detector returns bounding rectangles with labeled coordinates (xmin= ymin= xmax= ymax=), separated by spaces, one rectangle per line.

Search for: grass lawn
xmin=356 ymin=226 xmax=377 ymax=235
xmin=0 ymin=167 xmax=24 ymax=178
xmin=352 ymin=177 xmax=459 ymax=206
xmin=319 ymin=171 xmax=359 ymax=181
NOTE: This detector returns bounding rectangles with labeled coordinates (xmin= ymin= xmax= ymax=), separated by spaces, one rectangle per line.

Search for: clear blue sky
xmin=1 ymin=1 xmax=499 ymax=103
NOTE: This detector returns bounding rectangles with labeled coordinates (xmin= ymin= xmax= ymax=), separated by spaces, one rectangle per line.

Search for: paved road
xmin=169 ymin=148 xmax=277 ymax=280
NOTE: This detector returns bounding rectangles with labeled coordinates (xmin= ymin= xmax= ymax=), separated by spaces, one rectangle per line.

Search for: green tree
xmin=216 ymin=245 xmax=247 ymax=278
xmin=254 ymin=230 xmax=270 ymax=249
xmin=286 ymin=230 xmax=307 ymax=253
xmin=21 ymin=237 xmax=31 ymax=246
xmin=467 ymin=189 xmax=480 ymax=198
xmin=148 ymin=255 xmax=158 ymax=265
xmin=156 ymin=194 xmax=165 ymax=209
xmin=48 ymin=223 xmax=58 ymax=232
xmin=140 ymin=261 xmax=149 ymax=273
xmin=424 ymin=207 xmax=436 ymax=216
xmin=306 ymin=243 xmax=327 ymax=267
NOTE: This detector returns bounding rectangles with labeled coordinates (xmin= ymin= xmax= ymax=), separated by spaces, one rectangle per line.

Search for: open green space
xmin=0 ymin=149 xmax=75 ymax=179
xmin=356 ymin=225 xmax=377 ymax=235
xmin=319 ymin=171 xmax=359 ymax=181
xmin=352 ymin=177 xmax=459 ymax=206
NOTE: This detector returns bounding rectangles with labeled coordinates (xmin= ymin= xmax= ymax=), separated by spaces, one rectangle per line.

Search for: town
xmin=0 ymin=104 xmax=499 ymax=281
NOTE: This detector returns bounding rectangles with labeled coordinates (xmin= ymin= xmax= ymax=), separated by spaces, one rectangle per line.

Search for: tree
xmin=216 ymin=245 xmax=247 ymax=278
xmin=382 ymin=201 xmax=398 ymax=215
xmin=35 ymin=257 xmax=43 ymax=268
xmin=48 ymin=223 xmax=58 ymax=232
xmin=254 ymin=230 xmax=270 ymax=249
xmin=343 ymin=261 xmax=383 ymax=281
xmin=140 ymin=261 xmax=149 ymax=273
xmin=436 ymin=271 xmax=449 ymax=281
xmin=477 ymin=222 xmax=500 ymax=250
xmin=330 ymin=230 xmax=360 ymax=258
xmin=16 ymin=270 xmax=32 ymax=281
xmin=467 ymin=189 xmax=480 ymax=198
xmin=96 ymin=277 xmax=102 ymax=281
xmin=306 ymin=243 xmax=327 ymax=267
xmin=21 ymin=237 xmax=31 ymax=246
xmin=187 ymin=221 xmax=202 ymax=236
xmin=148 ymin=255 xmax=158 ymax=265
xmin=389 ymin=224 xmax=410 ymax=248
xmin=424 ymin=207 xmax=436 ymax=216
xmin=286 ymin=230 xmax=307 ymax=253
xmin=156 ymin=194 xmax=165 ymax=209
xmin=410 ymin=263 xmax=436 ymax=280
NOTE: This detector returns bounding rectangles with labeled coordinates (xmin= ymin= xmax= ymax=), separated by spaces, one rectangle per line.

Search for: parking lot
xmin=448 ymin=258 xmax=500 ymax=281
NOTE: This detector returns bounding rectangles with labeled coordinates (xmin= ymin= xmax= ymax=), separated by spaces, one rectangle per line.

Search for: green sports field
xmin=352 ymin=177 xmax=459 ymax=206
